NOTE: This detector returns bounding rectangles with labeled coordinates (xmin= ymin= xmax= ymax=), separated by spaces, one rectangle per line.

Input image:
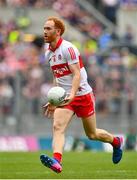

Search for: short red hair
xmin=47 ymin=16 xmax=65 ymax=36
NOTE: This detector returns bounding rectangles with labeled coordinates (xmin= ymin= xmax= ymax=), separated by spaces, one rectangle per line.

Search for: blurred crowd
xmin=0 ymin=0 xmax=137 ymax=120
xmin=0 ymin=0 xmax=103 ymax=38
xmin=0 ymin=0 xmax=137 ymax=38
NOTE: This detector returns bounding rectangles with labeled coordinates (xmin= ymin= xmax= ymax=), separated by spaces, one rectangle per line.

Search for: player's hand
xmin=60 ymin=94 xmax=75 ymax=106
xmin=42 ymin=102 xmax=56 ymax=118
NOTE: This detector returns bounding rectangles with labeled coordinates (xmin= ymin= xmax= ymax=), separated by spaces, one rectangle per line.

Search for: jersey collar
xmin=49 ymin=38 xmax=63 ymax=52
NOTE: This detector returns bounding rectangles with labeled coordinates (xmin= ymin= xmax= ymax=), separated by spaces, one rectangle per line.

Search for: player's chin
xmin=44 ymin=38 xmax=50 ymax=43
xmin=44 ymin=39 xmax=49 ymax=43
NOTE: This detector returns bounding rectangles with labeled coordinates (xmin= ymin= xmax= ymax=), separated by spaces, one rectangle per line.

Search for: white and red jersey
xmin=44 ymin=38 xmax=92 ymax=96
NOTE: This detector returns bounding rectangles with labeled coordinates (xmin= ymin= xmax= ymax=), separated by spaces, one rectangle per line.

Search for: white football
xmin=47 ymin=86 xmax=66 ymax=106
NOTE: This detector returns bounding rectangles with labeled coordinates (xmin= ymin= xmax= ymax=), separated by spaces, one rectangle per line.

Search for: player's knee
xmin=53 ymin=122 xmax=64 ymax=133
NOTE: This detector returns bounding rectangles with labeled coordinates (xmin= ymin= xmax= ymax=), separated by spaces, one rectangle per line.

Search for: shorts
xmin=62 ymin=93 xmax=95 ymax=118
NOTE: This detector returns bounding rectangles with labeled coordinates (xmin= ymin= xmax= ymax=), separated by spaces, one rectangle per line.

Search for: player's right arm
xmin=53 ymin=75 xmax=58 ymax=86
xmin=43 ymin=47 xmax=57 ymax=118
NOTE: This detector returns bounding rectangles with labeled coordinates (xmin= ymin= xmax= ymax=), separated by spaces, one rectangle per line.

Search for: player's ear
xmin=56 ymin=28 xmax=61 ymax=36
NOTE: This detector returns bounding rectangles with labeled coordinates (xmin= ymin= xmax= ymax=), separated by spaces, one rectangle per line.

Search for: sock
xmin=53 ymin=152 xmax=62 ymax=163
xmin=111 ymin=137 xmax=120 ymax=148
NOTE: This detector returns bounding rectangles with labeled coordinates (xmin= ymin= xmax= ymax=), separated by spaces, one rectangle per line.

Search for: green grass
xmin=0 ymin=151 xmax=137 ymax=179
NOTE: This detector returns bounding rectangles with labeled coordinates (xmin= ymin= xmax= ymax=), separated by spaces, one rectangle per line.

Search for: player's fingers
xmin=45 ymin=107 xmax=50 ymax=116
xmin=47 ymin=111 xmax=53 ymax=118
xmin=42 ymin=103 xmax=49 ymax=109
xmin=45 ymin=108 xmax=53 ymax=119
xmin=59 ymin=99 xmax=70 ymax=106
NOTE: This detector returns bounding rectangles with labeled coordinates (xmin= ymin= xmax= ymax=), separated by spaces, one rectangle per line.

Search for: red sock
xmin=53 ymin=152 xmax=62 ymax=163
xmin=111 ymin=137 xmax=120 ymax=148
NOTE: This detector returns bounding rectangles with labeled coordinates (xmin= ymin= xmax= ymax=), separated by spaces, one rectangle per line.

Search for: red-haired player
xmin=40 ymin=16 xmax=123 ymax=173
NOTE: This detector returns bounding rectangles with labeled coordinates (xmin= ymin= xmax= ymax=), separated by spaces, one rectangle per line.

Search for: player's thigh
xmin=53 ymin=108 xmax=74 ymax=131
xmin=81 ymin=113 xmax=97 ymax=136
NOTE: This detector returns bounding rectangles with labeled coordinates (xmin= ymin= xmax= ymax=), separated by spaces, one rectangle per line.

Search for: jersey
xmin=44 ymin=38 xmax=92 ymax=96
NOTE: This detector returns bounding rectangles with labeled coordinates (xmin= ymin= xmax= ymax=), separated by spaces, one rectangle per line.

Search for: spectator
xmin=122 ymin=25 xmax=134 ymax=44
xmin=22 ymin=63 xmax=44 ymax=114
xmin=102 ymin=0 xmax=119 ymax=24
xmin=0 ymin=79 xmax=14 ymax=115
xmin=125 ymin=128 xmax=137 ymax=150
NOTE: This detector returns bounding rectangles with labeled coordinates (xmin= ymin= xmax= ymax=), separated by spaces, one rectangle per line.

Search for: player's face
xmin=44 ymin=20 xmax=58 ymax=43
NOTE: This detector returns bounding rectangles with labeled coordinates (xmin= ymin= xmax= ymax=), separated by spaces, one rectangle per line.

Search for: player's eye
xmin=44 ymin=27 xmax=50 ymax=31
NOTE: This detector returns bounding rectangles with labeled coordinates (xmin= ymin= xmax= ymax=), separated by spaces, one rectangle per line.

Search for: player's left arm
xmin=61 ymin=63 xmax=81 ymax=106
xmin=61 ymin=44 xmax=81 ymax=105
xmin=68 ymin=62 xmax=81 ymax=99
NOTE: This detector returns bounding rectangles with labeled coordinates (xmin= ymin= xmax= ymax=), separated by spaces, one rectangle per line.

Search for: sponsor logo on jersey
xmin=51 ymin=63 xmax=71 ymax=78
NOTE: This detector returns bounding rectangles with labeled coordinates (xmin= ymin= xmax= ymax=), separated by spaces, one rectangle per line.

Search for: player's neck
xmin=50 ymin=37 xmax=61 ymax=49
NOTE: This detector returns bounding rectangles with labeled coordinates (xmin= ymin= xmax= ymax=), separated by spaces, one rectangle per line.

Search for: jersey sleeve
xmin=63 ymin=44 xmax=80 ymax=65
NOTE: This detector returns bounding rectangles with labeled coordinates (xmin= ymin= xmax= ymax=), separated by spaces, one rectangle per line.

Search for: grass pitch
xmin=0 ymin=151 xmax=137 ymax=179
